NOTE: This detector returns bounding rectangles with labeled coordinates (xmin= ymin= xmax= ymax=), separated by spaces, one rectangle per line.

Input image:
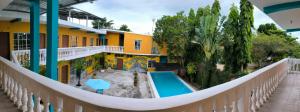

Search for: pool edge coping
xmin=147 ymin=72 xmax=160 ymax=98
xmin=175 ymin=74 xmax=197 ymax=92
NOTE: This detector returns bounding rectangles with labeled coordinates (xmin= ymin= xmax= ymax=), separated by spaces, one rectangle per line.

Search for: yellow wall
xmin=57 ymin=61 xmax=71 ymax=83
xmin=105 ymin=53 xmax=160 ymax=71
xmin=0 ymin=21 xmax=98 ymax=50
xmin=106 ymin=32 xmax=119 ymax=46
xmin=124 ymin=32 xmax=153 ymax=54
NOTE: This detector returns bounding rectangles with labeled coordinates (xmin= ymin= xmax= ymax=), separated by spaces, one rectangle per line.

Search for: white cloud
xmin=74 ymin=0 xmax=300 ymax=38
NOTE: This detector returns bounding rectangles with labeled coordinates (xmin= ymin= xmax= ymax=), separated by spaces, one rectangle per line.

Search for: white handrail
xmin=11 ymin=46 xmax=124 ymax=66
xmin=0 ymin=57 xmax=291 ymax=111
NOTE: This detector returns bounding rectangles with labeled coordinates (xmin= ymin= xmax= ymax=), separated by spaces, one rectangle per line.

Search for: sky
xmin=74 ymin=0 xmax=300 ymax=38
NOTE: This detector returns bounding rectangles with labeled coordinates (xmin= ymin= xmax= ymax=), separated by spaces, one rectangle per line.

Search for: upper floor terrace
xmin=1 ymin=54 xmax=299 ymax=111
xmin=1 ymin=0 xmax=300 ymax=111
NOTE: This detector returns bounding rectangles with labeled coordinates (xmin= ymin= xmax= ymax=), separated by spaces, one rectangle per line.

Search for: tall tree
xmin=238 ymin=0 xmax=254 ymax=71
xmin=194 ymin=0 xmax=225 ymax=88
xmin=119 ymin=24 xmax=131 ymax=32
xmin=92 ymin=17 xmax=114 ymax=29
xmin=223 ymin=4 xmax=240 ymax=76
xmin=153 ymin=12 xmax=189 ymax=67
xmin=211 ymin=0 xmax=221 ymax=16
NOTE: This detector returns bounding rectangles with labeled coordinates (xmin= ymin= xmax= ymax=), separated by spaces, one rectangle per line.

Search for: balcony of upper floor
xmin=1 ymin=55 xmax=300 ymax=111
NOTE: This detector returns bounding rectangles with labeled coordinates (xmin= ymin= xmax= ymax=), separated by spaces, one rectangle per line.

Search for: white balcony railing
xmin=11 ymin=46 xmax=124 ymax=66
xmin=0 ymin=56 xmax=297 ymax=111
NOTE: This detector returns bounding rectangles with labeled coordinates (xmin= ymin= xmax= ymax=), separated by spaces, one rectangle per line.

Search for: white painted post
xmin=17 ymin=84 xmax=23 ymax=109
xmin=43 ymin=96 xmax=50 ymax=112
xmin=35 ymin=96 xmax=42 ymax=112
xmin=75 ymin=105 xmax=83 ymax=112
xmin=28 ymin=92 xmax=34 ymax=112
xmin=22 ymin=88 xmax=28 ymax=111
xmin=14 ymin=82 xmax=19 ymax=104
xmin=9 ymin=78 xmax=14 ymax=100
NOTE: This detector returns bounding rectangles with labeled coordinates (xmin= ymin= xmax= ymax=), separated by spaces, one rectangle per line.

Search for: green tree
xmin=153 ymin=12 xmax=189 ymax=67
xmin=73 ymin=58 xmax=87 ymax=86
xmin=222 ymin=5 xmax=240 ymax=75
xmin=194 ymin=0 xmax=225 ymax=88
xmin=92 ymin=17 xmax=114 ymax=29
xmin=119 ymin=24 xmax=131 ymax=32
xmin=212 ymin=0 xmax=221 ymax=16
xmin=238 ymin=0 xmax=254 ymax=71
xmin=252 ymin=34 xmax=292 ymax=67
xmin=257 ymin=23 xmax=297 ymax=42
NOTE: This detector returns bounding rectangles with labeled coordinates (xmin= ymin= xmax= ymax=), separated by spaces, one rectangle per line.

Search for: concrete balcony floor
xmin=0 ymin=72 xmax=299 ymax=112
xmin=0 ymin=90 xmax=19 ymax=112
xmin=259 ymin=73 xmax=300 ymax=112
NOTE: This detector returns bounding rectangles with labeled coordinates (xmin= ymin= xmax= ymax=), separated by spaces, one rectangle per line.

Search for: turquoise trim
xmin=46 ymin=0 xmax=58 ymax=80
xmin=99 ymin=34 xmax=106 ymax=45
xmin=286 ymin=28 xmax=300 ymax=32
xmin=29 ymin=0 xmax=40 ymax=73
xmin=264 ymin=1 xmax=300 ymax=14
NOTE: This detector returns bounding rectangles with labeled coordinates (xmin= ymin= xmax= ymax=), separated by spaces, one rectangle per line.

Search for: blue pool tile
xmin=150 ymin=72 xmax=192 ymax=97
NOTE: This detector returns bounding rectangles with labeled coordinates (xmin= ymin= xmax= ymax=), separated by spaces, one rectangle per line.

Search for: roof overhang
xmin=249 ymin=0 xmax=300 ymax=32
xmin=0 ymin=0 xmax=13 ymax=10
xmin=0 ymin=11 xmax=106 ymax=35
xmin=0 ymin=0 xmax=100 ymax=21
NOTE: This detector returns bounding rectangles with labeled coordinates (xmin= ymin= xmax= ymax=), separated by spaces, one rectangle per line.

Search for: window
xmin=148 ymin=60 xmax=155 ymax=68
xmin=135 ymin=40 xmax=141 ymax=50
xmin=90 ymin=38 xmax=94 ymax=46
xmin=70 ymin=36 xmax=78 ymax=47
xmin=14 ymin=33 xmax=31 ymax=50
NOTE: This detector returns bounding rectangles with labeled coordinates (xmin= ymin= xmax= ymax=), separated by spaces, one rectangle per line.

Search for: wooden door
xmin=117 ymin=59 xmax=123 ymax=70
xmin=62 ymin=35 xmax=69 ymax=48
xmin=82 ymin=37 xmax=87 ymax=47
xmin=61 ymin=65 xmax=69 ymax=84
xmin=40 ymin=33 xmax=46 ymax=49
xmin=0 ymin=32 xmax=10 ymax=59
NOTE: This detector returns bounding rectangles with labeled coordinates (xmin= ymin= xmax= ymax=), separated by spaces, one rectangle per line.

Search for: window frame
xmin=134 ymin=40 xmax=141 ymax=50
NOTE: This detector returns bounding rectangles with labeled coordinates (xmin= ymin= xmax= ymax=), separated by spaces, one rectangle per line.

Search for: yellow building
xmin=0 ymin=20 xmax=167 ymax=84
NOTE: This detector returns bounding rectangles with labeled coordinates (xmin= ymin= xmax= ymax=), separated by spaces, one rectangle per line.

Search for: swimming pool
xmin=150 ymin=71 xmax=193 ymax=98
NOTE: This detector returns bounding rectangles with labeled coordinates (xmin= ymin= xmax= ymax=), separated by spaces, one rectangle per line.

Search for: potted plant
xmin=74 ymin=58 xmax=86 ymax=86
xmin=133 ymin=71 xmax=138 ymax=87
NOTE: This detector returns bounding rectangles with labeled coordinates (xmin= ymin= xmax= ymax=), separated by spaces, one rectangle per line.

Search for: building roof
xmin=1 ymin=0 xmax=100 ymax=21
xmin=249 ymin=0 xmax=300 ymax=32
xmin=0 ymin=11 xmax=106 ymax=35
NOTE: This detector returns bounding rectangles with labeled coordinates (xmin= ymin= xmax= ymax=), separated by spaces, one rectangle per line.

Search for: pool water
xmin=150 ymin=72 xmax=192 ymax=97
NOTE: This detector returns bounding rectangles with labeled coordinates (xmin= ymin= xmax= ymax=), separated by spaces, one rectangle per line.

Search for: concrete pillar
xmin=29 ymin=0 xmax=40 ymax=73
xmin=46 ymin=0 xmax=58 ymax=80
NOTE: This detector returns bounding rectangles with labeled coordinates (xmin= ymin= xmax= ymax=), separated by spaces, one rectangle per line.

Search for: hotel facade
xmin=0 ymin=12 xmax=167 ymax=84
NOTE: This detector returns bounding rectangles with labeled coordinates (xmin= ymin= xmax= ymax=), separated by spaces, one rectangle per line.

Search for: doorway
xmin=61 ymin=65 xmax=69 ymax=84
xmin=62 ymin=35 xmax=69 ymax=48
xmin=117 ymin=58 xmax=123 ymax=70
xmin=0 ymin=32 xmax=10 ymax=59
xmin=82 ymin=37 xmax=87 ymax=47
xmin=40 ymin=33 xmax=46 ymax=49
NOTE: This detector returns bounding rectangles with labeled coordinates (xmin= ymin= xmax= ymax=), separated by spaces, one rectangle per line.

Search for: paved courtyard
xmin=70 ymin=71 xmax=153 ymax=98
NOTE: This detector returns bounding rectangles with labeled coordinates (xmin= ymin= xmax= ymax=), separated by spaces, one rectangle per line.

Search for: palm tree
xmin=73 ymin=58 xmax=86 ymax=86
xmin=194 ymin=14 xmax=225 ymax=88
xmin=92 ymin=17 xmax=114 ymax=29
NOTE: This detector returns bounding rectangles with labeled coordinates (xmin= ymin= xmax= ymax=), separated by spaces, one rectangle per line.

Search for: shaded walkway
xmin=0 ymin=90 xmax=19 ymax=112
xmin=259 ymin=73 xmax=300 ymax=112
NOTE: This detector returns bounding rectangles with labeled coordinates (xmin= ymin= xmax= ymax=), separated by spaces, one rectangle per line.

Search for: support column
xmin=30 ymin=0 xmax=40 ymax=73
xmin=46 ymin=0 xmax=58 ymax=80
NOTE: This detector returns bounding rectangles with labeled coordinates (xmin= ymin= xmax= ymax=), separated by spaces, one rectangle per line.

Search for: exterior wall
xmin=106 ymin=32 xmax=119 ymax=46
xmin=124 ymin=32 xmax=153 ymax=54
xmin=152 ymin=41 xmax=167 ymax=55
xmin=0 ymin=21 xmax=98 ymax=50
xmin=57 ymin=61 xmax=71 ymax=83
xmin=104 ymin=53 xmax=160 ymax=71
